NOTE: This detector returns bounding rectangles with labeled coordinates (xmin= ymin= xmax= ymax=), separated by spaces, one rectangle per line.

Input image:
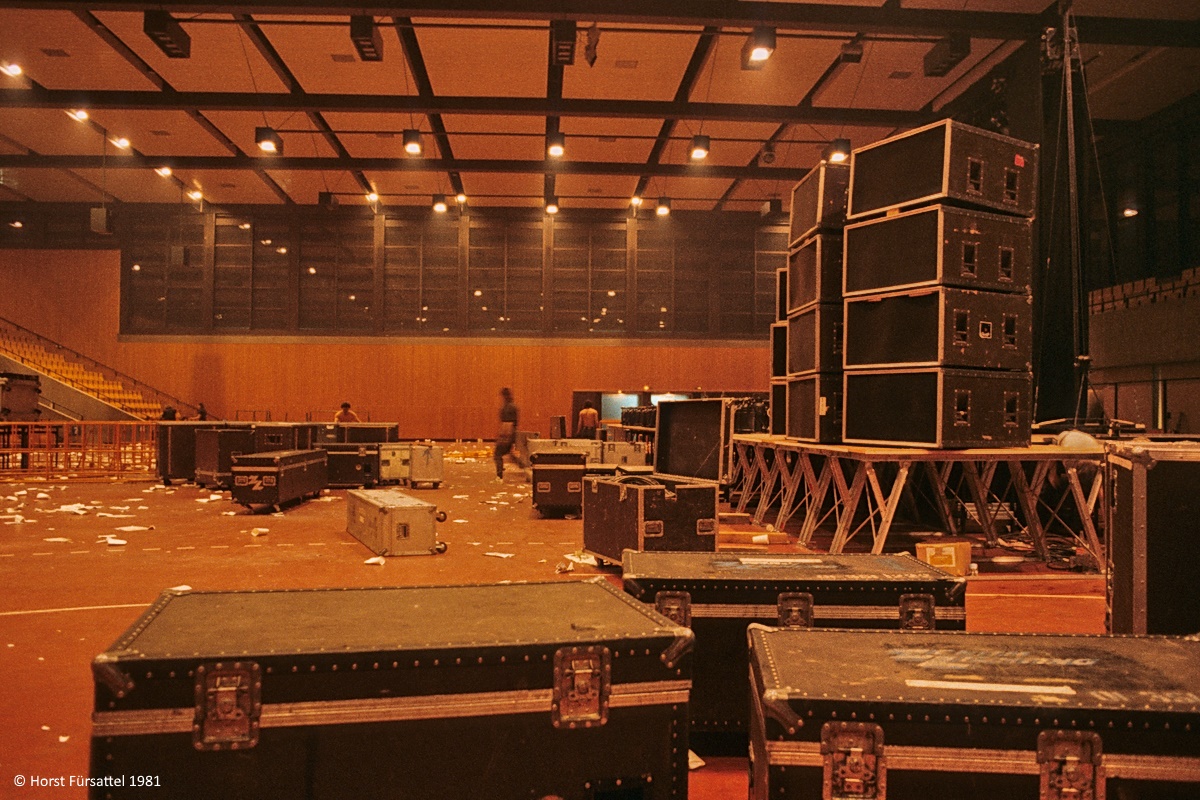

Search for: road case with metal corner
xmin=194 ymin=426 xmax=256 ymax=488
xmin=89 ymin=580 xmax=694 ymax=800
xmin=335 ymin=422 xmax=400 ymax=443
xmin=250 ymin=422 xmax=323 ymax=454
xmin=843 ymin=287 xmax=1032 ymax=371
xmin=1106 ymin=440 xmax=1200 ymax=635
xmin=788 ymin=234 xmax=844 ymax=311
xmin=789 ymin=161 xmax=849 ymax=248
xmin=528 ymin=437 xmax=603 ymax=464
xmin=230 ymin=449 xmax=327 ymax=511
xmin=345 ymin=488 xmax=447 ymax=556
xmin=582 ymin=474 xmax=719 ymax=565
xmin=748 ymin=625 xmax=1200 ymax=800
xmin=601 ymin=440 xmax=651 ymax=467
xmin=320 ymin=442 xmax=381 ymax=488
xmin=654 ymin=398 xmax=738 ymax=485
xmin=532 ymin=450 xmax=588 ymax=516
xmin=786 ymin=371 xmax=842 ymax=444
xmin=156 ymin=420 xmax=232 ymax=484
xmin=787 ymin=301 xmax=843 ymax=376
xmin=843 ymin=367 xmax=1031 ymax=449
xmin=847 ymin=118 xmax=1039 ymax=220
xmin=844 ymin=204 xmax=1033 ymax=297
xmin=400 ymin=442 xmax=445 ymax=488
xmin=623 ymin=552 xmax=965 ymax=737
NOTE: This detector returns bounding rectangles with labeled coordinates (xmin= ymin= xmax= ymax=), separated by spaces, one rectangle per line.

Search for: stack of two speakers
xmin=840 ymin=120 xmax=1039 ymax=448
xmin=771 ymin=160 xmax=849 ymax=443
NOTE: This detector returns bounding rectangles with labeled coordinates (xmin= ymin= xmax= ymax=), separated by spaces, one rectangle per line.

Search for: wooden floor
xmin=0 ymin=448 xmax=1105 ymax=798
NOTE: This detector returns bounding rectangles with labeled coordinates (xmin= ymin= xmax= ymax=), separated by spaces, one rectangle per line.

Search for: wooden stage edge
xmin=729 ymin=434 xmax=1104 ymax=565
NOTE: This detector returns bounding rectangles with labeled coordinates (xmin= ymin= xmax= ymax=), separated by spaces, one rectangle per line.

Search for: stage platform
xmin=730 ymin=434 xmax=1104 ymax=564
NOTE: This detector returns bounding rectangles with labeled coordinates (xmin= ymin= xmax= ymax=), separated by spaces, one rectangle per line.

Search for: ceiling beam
xmin=0 ymin=154 xmax=813 ymax=181
xmin=2 ymin=2 xmax=1196 ymax=47
xmin=392 ymin=16 xmax=464 ymax=197
xmin=235 ymin=13 xmax=369 ymax=197
xmin=0 ymin=89 xmax=928 ymax=127
xmin=634 ymin=26 xmax=718 ymax=200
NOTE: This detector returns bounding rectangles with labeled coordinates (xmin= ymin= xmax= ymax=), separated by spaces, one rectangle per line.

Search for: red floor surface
xmin=0 ymin=448 xmax=1103 ymax=798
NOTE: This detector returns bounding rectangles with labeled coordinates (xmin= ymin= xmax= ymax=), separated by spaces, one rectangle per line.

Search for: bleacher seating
xmin=0 ymin=324 xmax=166 ymax=420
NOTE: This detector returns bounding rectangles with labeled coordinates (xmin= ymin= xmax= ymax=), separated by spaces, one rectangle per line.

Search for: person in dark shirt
xmin=195 ymin=403 xmax=208 ymax=421
xmin=494 ymin=387 xmax=521 ymax=480
xmin=160 ymin=405 xmax=177 ymax=421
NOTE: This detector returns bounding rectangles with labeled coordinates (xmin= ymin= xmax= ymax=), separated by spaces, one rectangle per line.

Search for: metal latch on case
xmin=1038 ymin=730 xmax=1104 ymax=800
xmin=193 ymin=662 xmax=261 ymax=751
xmin=643 ymin=519 xmax=664 ymax=538
xmin=655 ymin=590 xmax=691 ymax=627
xmin=822 ymin=721 xmax=885 ymax=799
xmin=552 ymin=646 xmax=611 ymax=729
xmin=696 ymin=518 xmax=716 ymax=536
xmin=777 ymin=592 xmax=814 ymax=629
xmin=899 ymin=593 xmax=936 ymax=630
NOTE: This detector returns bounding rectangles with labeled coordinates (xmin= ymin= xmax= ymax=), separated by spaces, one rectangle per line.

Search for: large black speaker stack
xmin=841 ymin=120 xmax=1038 ymax=448
xmin=771 ymin=161 xmax=849 ymax=442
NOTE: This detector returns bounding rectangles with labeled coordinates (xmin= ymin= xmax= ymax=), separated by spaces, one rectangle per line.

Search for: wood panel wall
xmin=0 ymin=249 xmax=769 ymax=438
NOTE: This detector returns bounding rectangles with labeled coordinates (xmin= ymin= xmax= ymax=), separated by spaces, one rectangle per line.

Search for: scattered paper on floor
xmin=364 ymin=556 xmax=385 ymax=566
xmin=484 ymin=551 xmax=515 ymax=558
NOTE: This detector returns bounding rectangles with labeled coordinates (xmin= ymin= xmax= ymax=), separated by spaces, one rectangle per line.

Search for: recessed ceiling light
xmin=112 ymin=137 xmax=131 ymax=149
xmin=154 ymin=166 xmax=172 ymax=177
xmin=67 ymin=109 xmax=88 ymax=121
xmin=1 ymin=63 xmax=24 ymax=77
xmin=9 ymin=221 xmax=24 ymax=228
xmin=238 ymin=223 xmax=251 ymax=230
xmin=366 ymin=192 xmax=379 ymax=203
xmin=186 ymin=189 xmax=203 ymax=201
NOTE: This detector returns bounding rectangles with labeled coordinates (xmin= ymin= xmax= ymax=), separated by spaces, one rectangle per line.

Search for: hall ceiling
xmin=0 ymin=1 xmax=1196 ymax=210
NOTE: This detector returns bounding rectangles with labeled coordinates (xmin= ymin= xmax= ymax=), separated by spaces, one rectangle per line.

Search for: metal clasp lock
xmin=552 ymin=646 xmax=611 ymax=729
xmin=899 ymin=593 xmax=936 ymax=630
xmin=777 ymin=592 xmax=814 ymax=629
xmin=193 ymin=662 xmax=261 ymax=751
xmin=1038 ymin=730 xmax=1104 ymax=800
xmin=655 ymin=590 xmax=691 ymax=627
xmin=821 ymin=721 xmax=885 ymax=800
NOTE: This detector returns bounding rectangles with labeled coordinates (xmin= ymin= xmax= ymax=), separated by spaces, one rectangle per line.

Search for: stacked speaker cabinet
xmin=842 ymin=120 xmax=1037 ymax=449
xmin=777 ymin=161 xmax=850 ymax=442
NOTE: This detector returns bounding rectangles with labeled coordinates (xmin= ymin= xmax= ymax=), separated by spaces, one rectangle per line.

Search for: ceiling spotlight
xmin=545 ymin=196 xmax=560 ymax=214
xmin=455 ymin=193 xmax=467 ymax=205
xmin=366 ymin=191 xmax=379 ymax=203
xmin=403 ymin=129 xmax=422 ymax=155
xmin=741 ymin=27 xmax=776 ymax=70
xmin=255 ymin=126 xmax=283 ymax=154
xmin=0 ymin=63 xmax=22 ymax=77
xmin=549 ymin=20 xmax=577 ymax=66
xmin=630 ymin=196 xmax=643 ymax=207
xmin=349 ymin=15 xmax=383 ymax=62
xmin=67 ymin=109 xmax=89 ymax=122
xmin=1121 ymin=207 xmax=1139 ymax=218
xmin=690 ymin=135 xmax=710 ymax=161
xmin=186 ymin=189 xmax=203 ymax=201
xmin=823 ymin=138 xmax=851 ymax=163
xmin=924 ymin=33 xmax=971 ymax=78
xmin=9 ymin=221 xmax=24 ymax=228
xmin=154 ymin=166 xmax=172 ymax=177
xmin=433 ymin=194 xmax=448 ymax=213
xmin=143 ymin=10 xmax=191 ymax=59
xmin=111 ymin=136 xmax=131 ymax=149
xmin=655 ymin=197 xmax=671 ymax=216
xmin=547 ymin=131 xmax=565 ymax=158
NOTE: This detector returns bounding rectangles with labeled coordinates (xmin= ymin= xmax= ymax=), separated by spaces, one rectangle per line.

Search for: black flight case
xmin=320 ymin=442 xmax=381 ymax=488
xmin=583 ymin=474 xmax=719 ymax=565
xmin=230 ymin=449 xmax=327 ymax=510
xmin=748 ymin=626 xmax=1200 ymax=800
xmin=622 ymin=552 xmax=965 ymax=737
xmin=194 ymin=427 xmax=255 ymax=488
xmin=89 ymin=580 xmax=694 ymax=800
xmin=531 ymin=450 xmax=588 ymax=516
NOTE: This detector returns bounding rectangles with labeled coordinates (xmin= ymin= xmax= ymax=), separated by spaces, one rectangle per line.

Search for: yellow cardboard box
xmin=915 ymin=539 xmax=973 ymax=577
